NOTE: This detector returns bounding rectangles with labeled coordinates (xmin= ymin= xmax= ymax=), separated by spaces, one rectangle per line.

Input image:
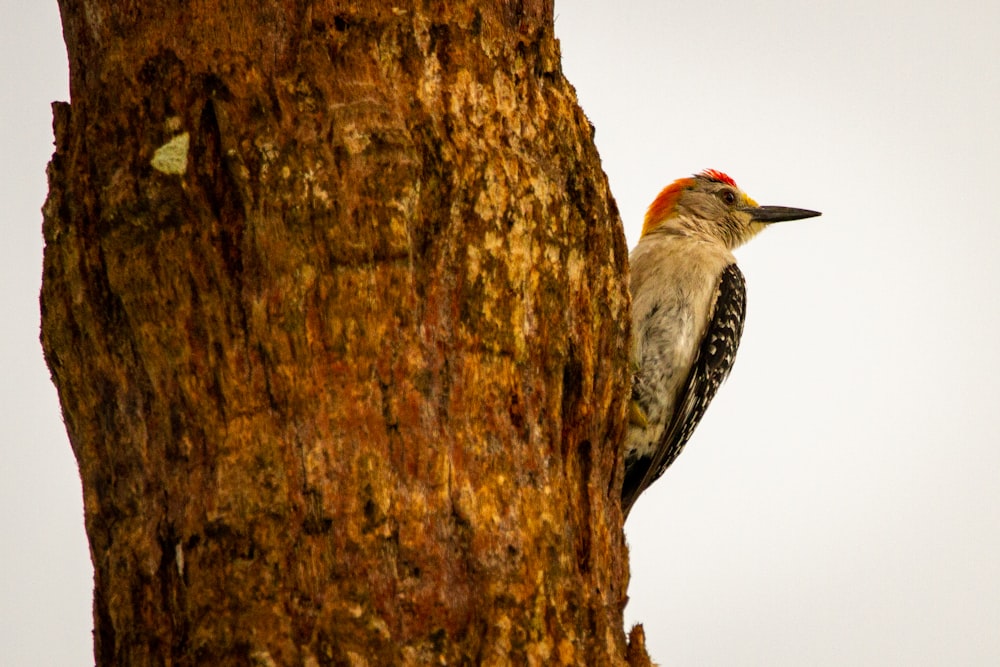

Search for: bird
xmin=622 ymin=169 xmax=820 ymax=517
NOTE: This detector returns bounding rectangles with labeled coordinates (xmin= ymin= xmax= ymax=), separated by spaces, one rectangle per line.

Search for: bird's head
xmin=642 ymin=169 xmax=820 ymax=249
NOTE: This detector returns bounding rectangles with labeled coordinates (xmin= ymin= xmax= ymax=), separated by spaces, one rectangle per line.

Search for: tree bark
xmin=42 ymin=1 xmax=639 ymax=664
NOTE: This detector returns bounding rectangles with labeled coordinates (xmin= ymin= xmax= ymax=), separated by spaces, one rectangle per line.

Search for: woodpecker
xmin=622 ymin=169 xmax=820 ymax=516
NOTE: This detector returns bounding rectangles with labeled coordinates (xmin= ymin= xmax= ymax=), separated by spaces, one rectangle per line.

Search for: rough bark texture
xmin=42 ymin=1 xmax=641 ymax=664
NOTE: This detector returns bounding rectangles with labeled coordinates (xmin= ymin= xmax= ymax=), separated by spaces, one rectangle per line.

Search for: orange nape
xmin=642 ymin=178 xmax=692 ymax=237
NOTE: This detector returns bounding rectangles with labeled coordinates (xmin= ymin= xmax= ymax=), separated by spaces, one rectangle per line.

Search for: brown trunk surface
xmin=42 ymin=2 xmax=642 ymax=664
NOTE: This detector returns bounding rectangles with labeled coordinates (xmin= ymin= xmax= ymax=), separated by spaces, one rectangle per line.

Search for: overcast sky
xmin=3 ymin=1 xmax=999 ymax=665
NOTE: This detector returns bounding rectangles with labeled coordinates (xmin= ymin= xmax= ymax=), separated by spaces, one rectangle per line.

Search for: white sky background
xmin=556 ymin=1 xmax=1000 ymax=665
xmin=2 ymin=1 xmax=999 ymax=665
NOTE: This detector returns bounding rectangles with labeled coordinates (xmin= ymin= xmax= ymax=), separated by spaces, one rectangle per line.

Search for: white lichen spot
xmin=466 ymin=245 xmax=482 ymax=279
xmin=418 ymin=52 xmax=443 ymax=105
xmin=83 ymin=2 xmax=105 ymax=45
xmin=558 ymin=638 xmax=576 ymax=664
xmin=544 ymin=243 xmax=561 ymax=267
xmin=342 ymin=126 xmax=371 ymax=155
xmin=165 ymin=116 xmax=183 ymax=132
xmin=369 ymin=615 xmax=391 ymax=639
xmin=492 ymin=70 xmax=517 ymax=116
xmin=151 ymin=132 xmax=190 ymax=175
xmin=175 ymin=542 xmax=184 ymax=578
xmin=530 ymin=176 xmax=553 ymax=207
xmin=250 ymin=650 xmax=277 ymax=667
xmin=482 ymin=231 xmax=503 ymax=253
xmin=257 ymin=142 xmax=278 ymax=164
xmin=473 ymin=164 xmax=511 ymax=221
xmin=345 ymin=651 xmax=370 ymax=667
xmin=566 ymin=249 xmax=584 ymax=285
xmin=298 ymin=264 xmax=317 ymax=289
xmin=256 ymin=142 xmax=278 ymax=178
xmin=311 ymin=182 xmax=332 ymax=206
xmin=506 ymin=219 xmax=531 ymax=271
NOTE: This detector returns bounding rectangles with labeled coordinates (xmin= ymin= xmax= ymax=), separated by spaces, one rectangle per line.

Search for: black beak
xmin=750 ymin=206 xmax=822 ymax=223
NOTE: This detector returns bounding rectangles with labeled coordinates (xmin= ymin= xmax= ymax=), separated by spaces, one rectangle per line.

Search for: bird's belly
xmin=626 ymin=299 xmax=700 ymax=460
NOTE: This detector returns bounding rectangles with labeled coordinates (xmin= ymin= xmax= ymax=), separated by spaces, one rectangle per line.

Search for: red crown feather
xmin=697 ymin=169 xmax=737 ymax=188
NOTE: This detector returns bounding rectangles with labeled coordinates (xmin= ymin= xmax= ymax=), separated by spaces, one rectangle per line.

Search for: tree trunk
xmin=42 ymin=1 xmax=640 ymax=664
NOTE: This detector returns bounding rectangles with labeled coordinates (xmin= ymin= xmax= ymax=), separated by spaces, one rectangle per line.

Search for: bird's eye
xmin=721 ymin=190 xmax=737 ymax=205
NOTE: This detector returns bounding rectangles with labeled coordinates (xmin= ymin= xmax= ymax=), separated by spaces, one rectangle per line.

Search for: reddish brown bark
xmin=42 ymin=1 xmax=643 ymax=664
